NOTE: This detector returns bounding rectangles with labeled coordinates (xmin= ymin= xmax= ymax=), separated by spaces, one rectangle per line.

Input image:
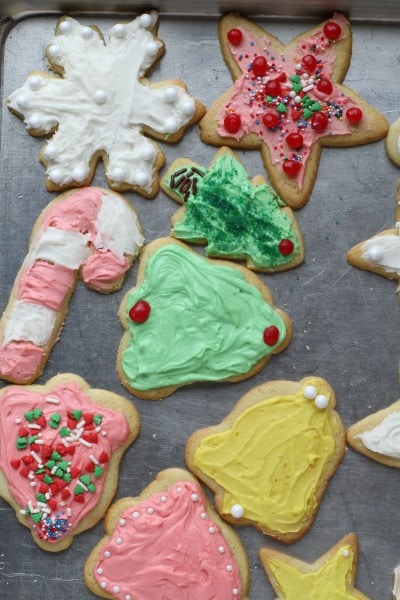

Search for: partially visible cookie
xmin=200 ymin=13 xmax=388 ymax=209
xmin=7 ymin=12 xmax=205 ymax=197
xmin=0 ymin=374 xmax=140 ymax=551
xmin=117 ymin=237 xmax=291 ymax=400
xmin=186 ymin=377 xmax=345 ymax=543
xmin=161 ymin=147 xmax=304 ymax=272
xmin=84 ymin=468 xmax=250 ymax=599
xmin=386 ymin=118 xmax=400 ymax=167
xmin=259 ymin=533 xmax=369 ymax=599
xmin=347 ymin=180 xmax=400 ymax=293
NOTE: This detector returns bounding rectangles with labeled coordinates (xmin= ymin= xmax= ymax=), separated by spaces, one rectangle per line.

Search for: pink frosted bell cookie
xmin=0 ymin=374 xmax=140 ymax=551
xmin=0 ymin=187 xmax=143 ymax=384
xmin=200 ymin=13 xmax=388 ymax=209
xmin=7 ymin=12 xmax=205 ymax=197
xmin=84 ymin=468 xmax=250 ymax=599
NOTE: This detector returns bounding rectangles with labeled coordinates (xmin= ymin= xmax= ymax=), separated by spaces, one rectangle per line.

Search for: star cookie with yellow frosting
xmin=259 ymin=533 xmax=369 ymax=599
xmin=185 ymin=376 xmax=345 ymax=542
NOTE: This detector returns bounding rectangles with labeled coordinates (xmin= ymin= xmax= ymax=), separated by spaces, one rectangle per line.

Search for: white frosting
xmin=7 ymin=12 xmax=197 ymax=193
xmin=393 ymin=565 xmax=400 ymax=599
xmin=3 ymin=301 xmax=56 ymax=346
xmin=29 ymin=227 xmax=90 ymax=269
xmin=95 ymin=193 xmax=144 ymax=257
xmin=356 ymin=411 xmax=400 ymax=458
xmin=361 ymin=234 xmax=400 ymax=275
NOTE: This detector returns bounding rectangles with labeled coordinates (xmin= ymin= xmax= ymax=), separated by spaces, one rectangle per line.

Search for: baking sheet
xmin=1 ymin=9 xmax=400 ymax=600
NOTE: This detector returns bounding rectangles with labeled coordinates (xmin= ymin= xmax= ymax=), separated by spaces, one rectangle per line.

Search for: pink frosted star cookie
xmin=84 ymin=468 xmax=250 ymax=599
xmin=7 ymin=12 xmax=205 ymax=196
xmin=0 ymin=374 xmax=140 ymax=551
xmin=200 ymin=13 xmax=388 ymax=209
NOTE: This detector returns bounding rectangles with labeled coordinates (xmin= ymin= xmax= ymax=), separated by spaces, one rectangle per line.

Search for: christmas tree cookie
xmin=199 ymin=13 xmax=388 ymax=209
xmin=7 ymin=12 xmax=205 ymax=197
xmin=161 ymin=147 xmax=304 ymax=272
xmin=0 ymin=374 xmax=140 ymax=551
xmin=117 ymin=238 xmax=291 ymax=400
xmin=186 ymin=377 xmax=345 ymax=542
xmin=84 ymin=469 xmax=250 ymax=600
xmin=260 ymin=534 xmax=369 ymax=599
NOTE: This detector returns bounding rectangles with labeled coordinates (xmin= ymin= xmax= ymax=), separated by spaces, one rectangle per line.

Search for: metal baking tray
xmin=1 ymin=2 xmax=400 ymax=599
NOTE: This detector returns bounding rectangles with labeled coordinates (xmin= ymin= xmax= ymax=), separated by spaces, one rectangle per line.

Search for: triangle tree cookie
xmin=161 ymin=147 xmax=304 ymax=272
xmin=200 ymin=13 xmax=388 ymax=209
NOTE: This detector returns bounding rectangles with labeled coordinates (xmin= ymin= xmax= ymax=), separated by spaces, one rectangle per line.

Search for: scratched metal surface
xmin=0 ymin=8 xmax=400 ymax=600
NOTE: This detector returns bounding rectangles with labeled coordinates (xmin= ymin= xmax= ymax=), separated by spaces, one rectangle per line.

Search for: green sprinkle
xmin=60 ymin=427 xmax=70 ymax=437
xmin=63 ymin=473 xmax=72 ymax=483
xmin=93 ymin=466 xmax=103 ymax=478
xmin=265 ymin=95 xmax=274 ymax=103
xmin=24 ymin=411 xmax=35 ymax=423
xmin=45 ymin=460 xmax=55 ymax=469
xmin=74 ymin=484 xmax=85 ymax=495
xmin=93 ymin=415 xmax=103 ymax=426
xmin=290 ymin=74 xmax=300 ymax=83
xmin=88 ymin=484 xmax=96 ymax=493
xmin=57 ymin=461 xmax=69 ymax=471
xmin=16 ymin=437 xmax=28 ymax=450
xmin=293 ymin=83 xmax=302 ymax=93
xmin=303 ymin=108 xmax=313 ymax=119
xmin=311 ymin=101 xmax=322 ymax=112
xmin=70 ymin=410 xmax=82 ymax=421
xmin=35 ymin=468 xmax=45 ymax=475
xmin=33 ymin=409 xmax=42 ymax=419
xmin=80 ymin=474 xmax=91 ymax=486
xmin=49 ymin=413 xmax=61 ymax=429
xmin=31 ymin=512 xmax=43 ymax=523
xmin=28 ymin=435 xmax=38 ymax=444
xmin=51 ymin=451 xmax=62 ymax=461
xmin=277 ymin=103 xmax=287 ymax=113
xmin=24 ymin=507 xmax=31 ymax=516
xmin=36 ymin=493 xmax=46 ymax=503
xmin=55 ymin=468 xmax=64 ymax=478
xmin=44 ymin=474 xmax=53 ymax=484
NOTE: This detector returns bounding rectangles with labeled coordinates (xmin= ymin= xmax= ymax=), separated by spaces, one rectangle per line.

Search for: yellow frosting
xmin=192 ymin=379 xmax=340 ymax=534
xmin=266 ymin=545 xmax=362 ymax=600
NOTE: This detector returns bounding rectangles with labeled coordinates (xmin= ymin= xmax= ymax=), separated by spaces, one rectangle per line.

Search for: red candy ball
xmin=316 ymin=78 xmax=333 ymax=95
xmin=129 ymin=300 xmax=151 ymax=323
xmin=262 ymin=112 xmax=280 ymax=128
xmin=301 ymin=54 xmax=317 ymax=73
xmin=227 ymin=28 xmax=242 ymax=45
xmin=323 ymin=21 xmax=342 ymax=41
xmin=282 ymin=159 xmax=302 ymax=177
xmin=279 ymin=239 xmax=294 ymax=255
xmin=265 ymin=79 xmax=282 ymax=97
xmin=263 ymin=325 xmax=280 ymax=346
xmin=346 ymin=107 xmax=363 ymax=123
xmin=311 ymin=111 xmax=329 ymax=132
xmin=224 ymin=113 xmax=241 ymax=134
xmin=286 ymin=132 xmax=304 ymax=150
xmin=252 ymin=56 xmax=268 ymax=77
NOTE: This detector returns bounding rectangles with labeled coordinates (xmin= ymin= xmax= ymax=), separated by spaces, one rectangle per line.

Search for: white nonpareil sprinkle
xmin=45 ymin=396 xmax=60 ymax=404
xmin=89 ymin=454 xmax=99 ymax=465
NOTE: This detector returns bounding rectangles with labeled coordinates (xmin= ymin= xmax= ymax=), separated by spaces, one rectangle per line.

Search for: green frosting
xmin=121 ymin=244 xmax=287 ymax=391
xmin=168 ymin=153 xmax=301 ymax=269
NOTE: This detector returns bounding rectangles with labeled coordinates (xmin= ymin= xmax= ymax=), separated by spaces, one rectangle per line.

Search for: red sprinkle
xmin=48 ymin=499 xmax=57 ymax=511
xmin=263 ymin=326 xmax=280 ymax=346
xmin=346 ymin=107 xmax=363 ymax=123
xmin=18 ymin=427 xmax=29 ymax=438
xmin=41 ymin=445 xmax=53 ymax=459
xmin=61 ymin=488 xmax=71 ymax=500
xmin=227 ymin=28 xmax=242 ymax=45
xmin=74 ymin=494 xmax=85 ymax=503
xmin=323 ymin=21 xmax=342 ymax=40
xmin=10 ymin=458 xmax=21 ymax=470
xmin=20 ymin=465 xmax=30 ymax=478
xmin=282 ymin=159 xmax=302 ymax=177
xmin=223 ymin=113 xmax=242 ymax=134
xmin=85 ymin=461 xmax=95 ymax=473
xmin=279 ymin=239 xmax=295 ymax=255
xmin=70 ymin=466 xmax=81 ymax=479
xmin=99 ymin=452 xmax=109 ymax=464
xmin=39 ymin=483 xmax=49 ymax=494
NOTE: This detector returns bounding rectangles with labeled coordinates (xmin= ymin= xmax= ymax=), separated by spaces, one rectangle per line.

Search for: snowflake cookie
xmin=199 ymin=13 xmax=388 ymax=209
xmin=7 ymin=12 xmax=205 ymax=197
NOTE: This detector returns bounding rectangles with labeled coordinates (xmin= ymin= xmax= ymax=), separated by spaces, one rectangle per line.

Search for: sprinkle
xmin=200 ymin=512 xmax=207 ymax=520
xmin=76 ymin=419 xmax=86 ymax=430
xmin=89 ymin=454 xmax=99 ymax=465
xmin=45 ymin=396 xmax=59 ymax=404
xmin=119 ymin=518 xmax=126 ymax=527
xmin=30 ymin=481 xmax=37 ymax=487
xmin=302 ymin=84 xmax=314 ymax=92
xmin=233 ymin=589 xmax=239 ymax=596
xmin=97 ymin=568 xmax=103 ymax=575
xmin=226 ymin=565 xmax=233 ymax=572
xmin=104 ymin=550 xmax=111 ymax=558
xmin=132 ymin=511 xmax=140 ymax=519
xmin=20 ymin=509 xmax=27 ymax=515
xmin=115 ymin=537 xmax=123 ymax=545
xmin=78 ymin=438 xmax=92 ymax=448
xmin=15 ymin=418 xmax=22 ymax=424
xmin=28 ymin=424 xmax=41 ymax=430
xmin=218 ymin=546 xmax=225 ymax=553
xmin=112 ymin=586 xmax=121 ymax=594
xmin=100 ymin=582 xmax=107 ymax=589
xmin=67 ymin=508 xmax=72 ymax=517
xmin=160 ymin=495 xmax=167 ymax=503
xmin=209 ymin=527 xmax=215 ymax=534
xmin=191 ymin=493 xmax=199 ymax=502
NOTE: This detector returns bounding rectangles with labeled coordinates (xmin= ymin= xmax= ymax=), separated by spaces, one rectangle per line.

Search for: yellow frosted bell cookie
xmin=0 ymin=374 xmax=140 ymax=551
xmin=186 ymin=377 xmax=345 ymax=542
xmin=200 ymin=13 xmax=388 ymax=209
xmin=117 ymin=238 xmax=291 ymax=400
xmin=161 ymin=147 xmax=304 ymax=272
xmin=7 ymin=12 xmax=205 ymax=197
xmin=84 ymin=468 xmax=250 ymax=599
xmin=259 ymin=534 xmax=369 ymax=599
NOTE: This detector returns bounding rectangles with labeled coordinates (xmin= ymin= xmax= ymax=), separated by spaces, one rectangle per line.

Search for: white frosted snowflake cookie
xmin=7 ymin=12 xmax=205 ymax=197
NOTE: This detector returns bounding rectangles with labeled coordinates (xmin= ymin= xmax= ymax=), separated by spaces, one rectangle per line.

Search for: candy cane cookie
xmin=0 ymin=187 xmax=144 ymax=384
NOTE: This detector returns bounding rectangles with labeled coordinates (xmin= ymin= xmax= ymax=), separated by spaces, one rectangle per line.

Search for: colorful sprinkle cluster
xmin=11 ymin=398 xmax=109 ymax=542
xmin=220 ymin=17 xmax=363 ymax=179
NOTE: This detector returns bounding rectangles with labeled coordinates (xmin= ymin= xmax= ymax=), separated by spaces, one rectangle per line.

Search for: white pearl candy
xmin=139 ymin=13 xmax=153 ymax=28
xmin=191 ymin=493 xmax=199 ymax=502
xmin=342 ymin=549 xmax=350 ymax=557
xmin=110 ymin=167 xmax=125 ymax=182
xmin=164 ymin=117 xmax=178 ymax=133
xmin=48 ymin=44 xmax=61 ymax=59
xmin=132 ymin=511 xmax=140 ymax=519
xmin=112 ymin=586 xmax=121 ymax=594
xmin=96 ymin=568 xmax=103 ymax=575
xmin=44 ymin=144 xmax=58 ymax=160
xmin=366 ymin=245 xmax=383 ymax=263
xmin=27 ymin=75 xmax=43 ymax=90
xmin=230 ymin=504 xmax=244 ymax=519
xmin=72 ymin=165 xmax=88 ymax=182
xmin=164 ymin=86 xmax=178 ymax=103
xmin=28 ymin=114 xmax=42 ymax=130
xmin=115 ymin=537 xmax=123 ymax=545
xmin=182 ymin=98 xmax=195 ymax=116
xmin=104 ymin=550 xmax=111 ymax=558
xmin=59 ymin=20 xmax=73 ymax=34
xmin=94 ymin=89 xmax=107 ymax=104
xmin=81 ymin=26 xmax=94 ymax=39
xmin=112 ymin=23 xmax=127 ymax=38
xmin=303 ymin=385 xmax=317 ymax=400
xmin=119 ymin=518 xmax=126 ymax=527
xmin=141 ymin=145 xmax=155 ymax=161
xmin=315 ymin=394 xmax=329 ymax=409
xmin=135 ymin=171 xmax=149 ymax=187
xmin=160 ymin=495 xmax=167 ymax=503
xmin=146 ymin=41 xmax=159 ymax=56
xmin=100 ymin=582 xmax=107 ymax=589
xmin=48 ymin=168 xmax=63 ymax=184
xmin=16 ymin=94 xmax=29 ymax=110
xmin=125 ymin=596 xmax=132 ymax=600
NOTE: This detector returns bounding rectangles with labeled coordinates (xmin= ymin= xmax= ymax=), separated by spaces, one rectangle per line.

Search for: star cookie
xmin=200 ymin=13 xmax=388 ymax=209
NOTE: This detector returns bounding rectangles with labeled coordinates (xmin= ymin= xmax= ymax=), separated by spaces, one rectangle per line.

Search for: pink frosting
xmin=82 ymin=249 xmax=130 ymax=291
xmin=93 ymin=480 xmax=242 ymax=600
xmin=0 ymin=382 xmax=130 ymax=543
xmin=18 ymin=260 xmax=75 ymax=310
xmin=217 ymin=14 xmax=361 ymax=188
xmin=40 ymin=187 xmax=103 ymax=234
xmin=0 ymin=341 xmax=44 ymax=382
